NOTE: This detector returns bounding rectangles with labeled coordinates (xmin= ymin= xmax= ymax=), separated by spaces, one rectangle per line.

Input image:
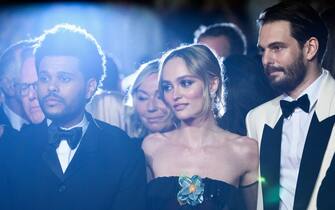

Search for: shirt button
xmin=58 ymin=185 xmax=66 ymax=192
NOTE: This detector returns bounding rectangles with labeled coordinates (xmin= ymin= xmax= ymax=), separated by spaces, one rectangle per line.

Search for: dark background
xmin=0 ymin=0 xmax=333 ymax=76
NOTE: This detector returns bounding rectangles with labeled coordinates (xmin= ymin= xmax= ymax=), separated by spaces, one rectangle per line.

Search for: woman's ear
xmin=209 ymin=77 xmax=219 ymax=95
xmin=86 ymin=78 xmax=97 ymax=100
xmin=304 ymin=37 xmax=319 ymax=61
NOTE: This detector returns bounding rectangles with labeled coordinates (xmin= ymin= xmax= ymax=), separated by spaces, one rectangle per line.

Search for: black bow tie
xmin=280 ymin=94 xmax=310 ymax=118
xmin=48 ymin=125 xmax=82 ymax=149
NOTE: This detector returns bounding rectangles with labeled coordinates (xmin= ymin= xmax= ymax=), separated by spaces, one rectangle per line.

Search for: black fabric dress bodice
xmin=147 ymin=176 xmax=239 ymax=210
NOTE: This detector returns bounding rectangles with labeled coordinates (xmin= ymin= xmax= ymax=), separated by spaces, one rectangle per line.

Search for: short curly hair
xmin=34 ymin=23 xmax=106 ymax=87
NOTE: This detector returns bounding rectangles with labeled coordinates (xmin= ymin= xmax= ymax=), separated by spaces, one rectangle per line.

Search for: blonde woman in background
xmin=125 ymin=59 xmax=175 ymax=145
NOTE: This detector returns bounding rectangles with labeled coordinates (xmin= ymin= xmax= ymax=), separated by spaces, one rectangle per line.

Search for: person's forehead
xmin=258 ymin=21 xmax=293 ymax=46
xmin=163 ymin=57 xmax=192 ymax=78
xmin=137 ymin=73 xmax=159 ymax=94
xmin=38 ymin=55 xmax=80 ymax=73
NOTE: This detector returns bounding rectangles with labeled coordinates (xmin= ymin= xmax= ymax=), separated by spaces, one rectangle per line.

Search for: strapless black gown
xmin=147 ymin=176 xmax=239 ymax=210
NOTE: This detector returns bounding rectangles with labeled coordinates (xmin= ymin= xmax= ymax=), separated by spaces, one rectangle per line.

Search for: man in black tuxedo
xmin=2 ymin=24 xmax=146 ymax=210
xmin=246 ymin=2 xmax=335 ymax=210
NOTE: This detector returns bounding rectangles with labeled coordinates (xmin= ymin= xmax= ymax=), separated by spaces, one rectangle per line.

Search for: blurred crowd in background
xmin=0 ymin=0 xmax=333 ymax=77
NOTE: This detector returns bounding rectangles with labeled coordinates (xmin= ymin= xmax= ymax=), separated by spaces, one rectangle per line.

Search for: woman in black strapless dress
xmin=142 ymin=44 xmax=259 ymax=210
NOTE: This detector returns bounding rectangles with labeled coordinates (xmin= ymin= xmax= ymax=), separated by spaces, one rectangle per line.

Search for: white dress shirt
xmin=279 ymin=70 xmax=326 ymax=210
xmin=2 ymin=102 xmax=28 ymax=131
xmin=49 ymin=115 xmax=89 ymax=173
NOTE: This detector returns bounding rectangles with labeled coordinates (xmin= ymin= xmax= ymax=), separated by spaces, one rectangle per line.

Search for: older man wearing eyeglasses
xmin=0 ymin=40 xmax=45 ymax=134
xmin=16 ymin=45 xmax=45 ymax=125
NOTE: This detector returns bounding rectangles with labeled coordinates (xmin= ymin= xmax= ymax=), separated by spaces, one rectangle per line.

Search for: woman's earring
xmin=210 ymin=92 xmax=224 ymax=118
xmin=210 ymin=92 xmax=216 ymax=100
xmin=210 ymin=92 xmax=217 ymax=111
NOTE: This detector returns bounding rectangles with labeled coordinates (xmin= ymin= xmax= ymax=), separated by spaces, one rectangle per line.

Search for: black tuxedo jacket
xmin=0 ymin=106 xmax=20 ymax=210
xmin=0 ymin=106 xmax=10 ymax=126
xmin=1 ymin=113 xmax=147 ymax=210
xmin=0 ymin=105 xmax=19 ymax=142
xmin=0 ymin=105 xmax=20 ymax=171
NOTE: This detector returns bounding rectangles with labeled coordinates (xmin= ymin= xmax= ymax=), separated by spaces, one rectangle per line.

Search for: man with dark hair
xmin=1 ymin=24 xmax=146 ymax=210
xmin=246 ymin=2 xmax=335 ymax=210
xmin=193 ymin=22 xmax=247 ymax=58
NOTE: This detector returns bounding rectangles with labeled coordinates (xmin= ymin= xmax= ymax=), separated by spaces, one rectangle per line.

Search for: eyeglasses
xmin=15 ymin=82 xmax=37 ymax=97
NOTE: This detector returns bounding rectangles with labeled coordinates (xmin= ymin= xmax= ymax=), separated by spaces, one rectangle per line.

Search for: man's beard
xmin=265 ymin=53 xmax=306 ymax=93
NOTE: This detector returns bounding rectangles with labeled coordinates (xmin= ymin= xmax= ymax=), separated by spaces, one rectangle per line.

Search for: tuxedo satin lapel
xmin=260 ymin=115 xmax=284 ymax=210
xmin=42 ymin=144 xmax=64 ymax=180
xmin=36 ymin=120 xmax=64 ymax=181
xmin=22 ymin=120 xmax=63 ymax=181
xmin=63 ymin=118 xmax=100 ymax=180
xmin=293 ymin=113 xmax=335 ymax=210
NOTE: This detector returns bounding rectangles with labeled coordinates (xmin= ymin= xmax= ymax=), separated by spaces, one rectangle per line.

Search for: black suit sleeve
xmin=0 ymin=157 xmax=11 ymax=210
xmin=0 ymin=127 xmax=20 ymax=210
xmin=317 ymin=153 xmax=335 ymax=210
xmin=111 ymin=145 xmax=147 ymax=210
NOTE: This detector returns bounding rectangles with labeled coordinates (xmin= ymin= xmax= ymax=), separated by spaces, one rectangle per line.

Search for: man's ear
xmin=304 ymin=37 xmax=319 ymax=61
xmin=209 ymin=77 xmax=219 ymax=95
xmin=86 ymin=78 xmax=97 ymax=100
xmin=0 ymin=77 xmax=17 ymax=97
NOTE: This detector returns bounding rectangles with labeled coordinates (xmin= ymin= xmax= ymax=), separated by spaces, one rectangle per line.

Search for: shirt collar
xmin=282 ymin=69 xmax=326 ymax=112
xmin=2 ymin=103 xmax=28 ymax=131
xmin=47 ymin=114 xmax=89 ymax=138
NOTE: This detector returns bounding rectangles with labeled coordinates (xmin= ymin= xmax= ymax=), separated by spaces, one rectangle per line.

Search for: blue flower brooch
xmin=177 ymin=175 xmax=205 ymax=206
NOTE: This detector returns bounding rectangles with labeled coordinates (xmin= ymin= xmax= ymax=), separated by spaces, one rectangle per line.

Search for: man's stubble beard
xmin=265 ymin=53 xmax=306 ymax=94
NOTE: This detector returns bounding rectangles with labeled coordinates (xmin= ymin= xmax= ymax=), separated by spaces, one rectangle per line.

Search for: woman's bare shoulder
xmin=235 ymin=135 xmax=258 ymax=147
xmin=141 ymin=130 xmax=175 ymax=155
xmin=232 ymin=135 xmax=259 ymax=170
xmin=142 ymin=133 xmax=164 ymax=153
xmin=216 ymin=130 xmax=258 ymax=158
xmin=231 ymin=134 xmax=258 ymax=153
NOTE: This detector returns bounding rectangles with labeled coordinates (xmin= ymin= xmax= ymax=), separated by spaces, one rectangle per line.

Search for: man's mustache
xmin=264 ymin=65 xmax=285 ymax=76
xmin=41 ymin=92 xmax=65 ymax=104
